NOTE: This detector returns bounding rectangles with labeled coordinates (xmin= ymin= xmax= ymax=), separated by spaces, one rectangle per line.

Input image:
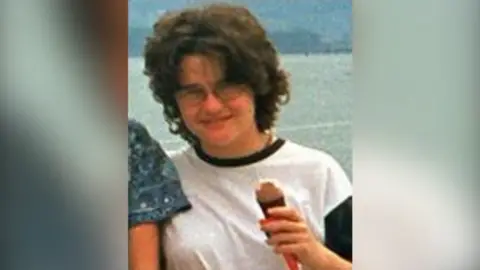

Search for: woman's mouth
xmin=201 ymin=117 xmax=232 ymax=129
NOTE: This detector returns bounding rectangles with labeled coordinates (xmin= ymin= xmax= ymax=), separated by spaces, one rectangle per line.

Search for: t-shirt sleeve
xmin=322 ymin=155 xmax=352 ymax=261
xmin=128 ymin=120 xmax=191 ymax=228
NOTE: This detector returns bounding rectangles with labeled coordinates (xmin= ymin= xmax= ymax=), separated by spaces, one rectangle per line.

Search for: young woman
xmin=142 ymin=3 xmax=352 ymax=269
xmin=128 ymin=119 xmax=191 ymax=270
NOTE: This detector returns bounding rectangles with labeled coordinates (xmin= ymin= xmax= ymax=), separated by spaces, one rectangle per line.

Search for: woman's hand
xmin=260 ymin=207 xmax=351 ymax=269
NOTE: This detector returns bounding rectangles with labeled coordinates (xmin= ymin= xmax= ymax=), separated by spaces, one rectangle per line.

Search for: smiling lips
xmin=201 ymin=116 xmax=232 ymax=129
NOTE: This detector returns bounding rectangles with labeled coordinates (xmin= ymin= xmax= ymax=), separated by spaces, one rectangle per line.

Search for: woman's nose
xmin=201 ymin=92 xmax=224 ymax=112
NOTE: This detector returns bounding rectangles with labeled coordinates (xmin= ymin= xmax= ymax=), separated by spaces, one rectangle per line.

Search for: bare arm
xmin=128 ymin=121 xmax=191 ymax=270
xmin=129 ymin=223 xmax=161 ymax=270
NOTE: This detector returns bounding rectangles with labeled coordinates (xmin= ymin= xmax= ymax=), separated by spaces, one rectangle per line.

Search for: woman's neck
xmin=199 ymin=129 xmax=272 ymax=159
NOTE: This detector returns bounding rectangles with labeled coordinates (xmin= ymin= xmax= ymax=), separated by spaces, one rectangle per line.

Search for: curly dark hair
xmin=143 ymin=3 xmax=290 ymax=145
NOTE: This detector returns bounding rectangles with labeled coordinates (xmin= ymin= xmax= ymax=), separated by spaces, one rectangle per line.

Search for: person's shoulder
xmin=279 ymin=139 xmax=351 ymax=182
xmin=128 ymin=119 xmax=164 ymax=150
xmin=128 ymin=119 xmax=168 ymax=167
xmin=281 ymin=139 xmax=352 ymax=216
xmin=281 ymin=139 xmax=340 ymax=166
xmin=128 ymin=119 xmax=152 ymax=146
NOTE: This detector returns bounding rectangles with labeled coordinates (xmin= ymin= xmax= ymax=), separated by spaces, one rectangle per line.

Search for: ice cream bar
xmin=255 ymin=179 xmax=286 ymax=237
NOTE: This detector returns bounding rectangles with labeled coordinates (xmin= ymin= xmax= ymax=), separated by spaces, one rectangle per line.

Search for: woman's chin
xmin=204 ymin=136 xmax=234 ymax=148
xmin=199 ymin=130 xmax=236 ymax=148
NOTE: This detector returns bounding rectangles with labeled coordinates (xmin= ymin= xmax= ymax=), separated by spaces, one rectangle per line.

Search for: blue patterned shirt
xmin=128 ymin=119 xmax=191 ymax=228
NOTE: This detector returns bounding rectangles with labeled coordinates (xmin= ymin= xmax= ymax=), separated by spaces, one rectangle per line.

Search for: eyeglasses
xmin=175 ymin=83 xmax=249 ymax=106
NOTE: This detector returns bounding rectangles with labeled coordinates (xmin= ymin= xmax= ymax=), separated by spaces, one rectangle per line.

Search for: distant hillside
xmin=128 ymin=0 xmax=351 ymax=55
xmin=128 ymin=0 xmax=351 ymax=35
xmin=129 ymin=27 xmax=351 ymax=56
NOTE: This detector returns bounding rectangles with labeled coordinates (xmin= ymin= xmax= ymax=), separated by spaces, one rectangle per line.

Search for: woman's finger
xmin=260 ymin=219 xmax=308 ymax=234
xmin=267 ymin=207 xmax=303 ymax=222
xmin=273 ymin=242 xmax=308 ymax=255
xmin=266 ymin=232 xmax=309 ymax=246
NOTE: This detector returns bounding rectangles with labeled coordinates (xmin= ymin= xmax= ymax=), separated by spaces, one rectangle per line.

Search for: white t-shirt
xmin=162 ymin=139 xmax=352 ymax=270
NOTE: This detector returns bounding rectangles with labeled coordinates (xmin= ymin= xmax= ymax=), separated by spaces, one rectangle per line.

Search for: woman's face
xmin=175 ymin=54 xmax=258 ymax=148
